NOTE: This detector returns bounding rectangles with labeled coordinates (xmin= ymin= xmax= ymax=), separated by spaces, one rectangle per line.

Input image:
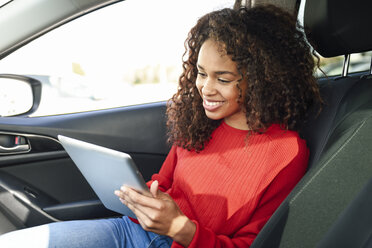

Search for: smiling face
xmin=196 ymin=39 xmax=248 ymax=130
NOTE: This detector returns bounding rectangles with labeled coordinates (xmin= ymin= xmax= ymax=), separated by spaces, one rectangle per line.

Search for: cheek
xmin=195 ymin=79 xmax=203 ymax=95
xmin=224 ymin=85 xmax=241 ymax=102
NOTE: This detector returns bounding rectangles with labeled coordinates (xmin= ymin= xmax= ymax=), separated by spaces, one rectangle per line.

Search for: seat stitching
xmin=290 ymin=119 xmax=366 ymax=203
xmin=310 ymin=78 xmax=361 ymax=167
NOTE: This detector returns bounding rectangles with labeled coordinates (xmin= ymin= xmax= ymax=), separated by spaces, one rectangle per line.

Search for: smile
xmin=204 ymin=99 xmax=225 ymax=106
xmin=203 ymin=99 xmax=225 ymax=111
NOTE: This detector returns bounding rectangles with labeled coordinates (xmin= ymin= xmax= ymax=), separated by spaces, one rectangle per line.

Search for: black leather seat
xmin=251 ymin=0 xmax=372 ymax=247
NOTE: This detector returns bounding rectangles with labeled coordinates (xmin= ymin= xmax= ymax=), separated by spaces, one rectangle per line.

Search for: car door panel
xmin=0 ymin=102 xmax=169 ymax=154
xmin=0 ymin=102 xmax=169 ymax=230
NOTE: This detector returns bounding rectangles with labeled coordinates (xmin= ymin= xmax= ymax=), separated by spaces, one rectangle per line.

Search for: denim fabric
xmin=0 ymin=216 xmax=173 ymax=248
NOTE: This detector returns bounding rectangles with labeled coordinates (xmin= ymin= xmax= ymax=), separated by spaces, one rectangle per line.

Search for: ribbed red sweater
xmin=149 ymin=122 xmax=309 ymax=247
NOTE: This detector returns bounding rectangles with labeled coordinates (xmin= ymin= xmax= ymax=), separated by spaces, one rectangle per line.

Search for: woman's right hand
xmin=115 ymin=180 xmax=196 ymax=247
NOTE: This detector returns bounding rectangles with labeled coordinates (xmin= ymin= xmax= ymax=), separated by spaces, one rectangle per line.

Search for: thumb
xmin=150 ymin=180 xmax=159 ymax=198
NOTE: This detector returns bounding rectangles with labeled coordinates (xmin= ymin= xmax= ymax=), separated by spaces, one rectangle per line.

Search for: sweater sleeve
xmin=171 ymin=143 xmax=309 ymax=248
xmin=146 ymin=145 xmax=178 ymax=192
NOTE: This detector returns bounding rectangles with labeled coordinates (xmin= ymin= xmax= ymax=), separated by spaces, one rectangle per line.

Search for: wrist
xmin=171 ymin=216 xmax=196 ymax=247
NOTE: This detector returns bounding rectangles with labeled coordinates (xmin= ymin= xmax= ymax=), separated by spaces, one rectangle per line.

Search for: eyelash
xmin=198 ymin=72 xmax=207 ymax=77
xmin=218 ymin=79 xmax=232 ymax=84
xmin=197 ymin=72 xmax=232 ymax=84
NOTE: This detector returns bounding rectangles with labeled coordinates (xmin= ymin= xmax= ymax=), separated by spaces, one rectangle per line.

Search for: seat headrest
xmin=304 ymin=0 xmax=372 ymax=57
xmin=244 ymin=0 xmax=298 ymax=15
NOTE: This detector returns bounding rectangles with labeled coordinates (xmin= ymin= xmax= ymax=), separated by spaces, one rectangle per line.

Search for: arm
xmin=116 ymin=145 xmax=196 ymax=246
xmin=146 ymin=145 xmax=178 ymax=192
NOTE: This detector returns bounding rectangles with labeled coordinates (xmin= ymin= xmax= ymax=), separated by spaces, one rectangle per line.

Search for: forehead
xmin=197 ymin=39 xmax=237 ymax=71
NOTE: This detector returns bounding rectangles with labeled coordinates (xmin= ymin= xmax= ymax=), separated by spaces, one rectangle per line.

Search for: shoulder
xmin=265 ymin=124 xmax=307 ymax=152
xmin=256 ymin=125 xmax=309 ymax=187
xmin=263 ymin=124 xmax=309 ymax=170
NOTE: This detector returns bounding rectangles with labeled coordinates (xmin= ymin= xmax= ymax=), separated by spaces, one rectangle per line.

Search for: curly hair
xmin=166 ymin=5 xmax=322 ymax=152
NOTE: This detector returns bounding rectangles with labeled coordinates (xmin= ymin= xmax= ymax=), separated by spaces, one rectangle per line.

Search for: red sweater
xmin=149 ymin=122 xmax=309 ymax=247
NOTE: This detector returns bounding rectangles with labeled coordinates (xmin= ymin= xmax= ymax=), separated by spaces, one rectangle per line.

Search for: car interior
xmin=0 ymin=0 xmax=371 ymax=247
xmin=251 ymin=0 xmax=372 ymax=247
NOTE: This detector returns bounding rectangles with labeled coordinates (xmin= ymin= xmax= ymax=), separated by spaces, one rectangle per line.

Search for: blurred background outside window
xmin=0 ymin=0 xmax=234 ymax=116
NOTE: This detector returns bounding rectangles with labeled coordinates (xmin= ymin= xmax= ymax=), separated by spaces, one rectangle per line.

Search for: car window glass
xmin=0 ymin=0 xmax=234 ymax=116
xmin=315 ymin=52 xmax=372 ymax=78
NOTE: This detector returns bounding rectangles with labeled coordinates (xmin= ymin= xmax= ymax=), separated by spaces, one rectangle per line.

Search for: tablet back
xmin=58 ymin=135 xmax=148 ymax=218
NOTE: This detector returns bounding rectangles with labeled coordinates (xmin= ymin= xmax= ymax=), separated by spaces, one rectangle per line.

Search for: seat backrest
xmin=252 ymin=78 xmax=372 ymax=248
xmin=300 ymin=76 xmax=360 ymax=168
xmin=251 ymin=0 xmax=372 ymax=247
xmin=317 ymin=176 xmax=372 ymax=248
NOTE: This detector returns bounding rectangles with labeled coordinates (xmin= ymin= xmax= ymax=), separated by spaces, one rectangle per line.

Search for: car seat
xmin=251 ymin=0 xmax=372 ymax=247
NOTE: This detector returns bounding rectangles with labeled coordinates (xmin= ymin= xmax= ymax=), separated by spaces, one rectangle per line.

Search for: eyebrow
xmin=197 ymin=64 xmax=238 ymax=76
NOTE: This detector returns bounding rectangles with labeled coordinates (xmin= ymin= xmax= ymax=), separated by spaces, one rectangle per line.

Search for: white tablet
xmin=58 ymin=135 xmax=149 ymax=218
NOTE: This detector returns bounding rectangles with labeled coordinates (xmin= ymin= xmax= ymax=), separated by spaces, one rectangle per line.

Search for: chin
xmin=204 ymin=111 xmax=223 ymax=120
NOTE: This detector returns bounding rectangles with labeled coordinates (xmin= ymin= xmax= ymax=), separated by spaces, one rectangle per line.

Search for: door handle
xmin=0 ymin=144 xmax=30 ymax=153
xmin=0 ymin=134 xmax=30 ymax=154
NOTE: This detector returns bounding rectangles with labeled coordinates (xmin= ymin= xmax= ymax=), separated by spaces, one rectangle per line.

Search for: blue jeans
xmin=0 ymin=216 xmax=173 ymax=248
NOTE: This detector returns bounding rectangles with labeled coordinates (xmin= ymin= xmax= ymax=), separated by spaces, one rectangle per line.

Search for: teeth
xmin=205 ymin=100 xmax=224 ymax=106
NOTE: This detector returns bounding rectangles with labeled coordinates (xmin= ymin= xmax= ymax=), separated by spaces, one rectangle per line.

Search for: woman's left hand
xmin=114 ymin=181 xmax=196 ymax=247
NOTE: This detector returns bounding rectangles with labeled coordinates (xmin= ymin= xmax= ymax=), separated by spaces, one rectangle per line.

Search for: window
xmin=0 ymin=0 xmax=234 ymax=116
xmin=315 ymin=52 xmax=372 ymax=78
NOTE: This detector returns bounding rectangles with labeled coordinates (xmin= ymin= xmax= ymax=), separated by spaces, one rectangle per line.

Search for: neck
xmin=224 ymin=118 xmax=250 ymax=130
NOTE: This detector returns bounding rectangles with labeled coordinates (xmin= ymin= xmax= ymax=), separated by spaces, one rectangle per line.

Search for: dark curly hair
xmin=166 ymin=5 xmax=322 ymax=152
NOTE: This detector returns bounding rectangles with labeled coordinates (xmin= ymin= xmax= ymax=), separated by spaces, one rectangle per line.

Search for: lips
xmin=203 ymin=99 xmax=225 ymax=111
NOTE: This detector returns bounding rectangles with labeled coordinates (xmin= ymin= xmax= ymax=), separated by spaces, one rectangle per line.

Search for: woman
xmin=0 ymin=5 xmax=321 ymax=248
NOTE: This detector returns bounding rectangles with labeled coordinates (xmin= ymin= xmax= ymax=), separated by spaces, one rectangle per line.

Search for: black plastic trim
xmin=44 ymin=199 xmax=119 ymax=220
xmin=0 ymin=171 xmax=59 ymax=227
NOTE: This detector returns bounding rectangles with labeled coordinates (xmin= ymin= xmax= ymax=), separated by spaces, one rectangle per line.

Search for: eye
xmin=197 ymin=71 xmax=207 ymax=78
xmin=218 ymin=78 xmax=232 ymax=84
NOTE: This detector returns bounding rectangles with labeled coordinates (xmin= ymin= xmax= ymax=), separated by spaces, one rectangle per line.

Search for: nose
xmin=201 ymin=78 xmax=216 ymax=96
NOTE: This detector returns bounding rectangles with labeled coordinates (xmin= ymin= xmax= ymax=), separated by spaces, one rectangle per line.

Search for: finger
xmin=116 ymin=187 xmax=170 ymax=216
xmin=153 ymin=190 xmax=173 ymax=201
xmin=125 ymin=197 xmax=163 ymax=219
xmin=119 ymin=198 xmax=127 ymax=205
xmin=150 ymin=180 xmax=159 ymax=198
xmin=119 ymin=184 xmax=152 ymax=198
xmin=135 ymin=212 xmax=159 ymax=233
xmin=121 ymin=186 xmax=164 ymax=210
xmin=115 ymin=191 xmax=130 ymax=207
xmin=124 ymin=199 xmax=162 ymax=230
xmin=115 ymin=189 xmax=153 ymax=214
xmin=114 ymin=190 xmax=126 ymax=200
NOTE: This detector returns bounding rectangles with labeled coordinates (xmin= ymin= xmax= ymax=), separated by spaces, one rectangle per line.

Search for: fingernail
xmin=121 ymin=186 xmax=127 ymax=192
